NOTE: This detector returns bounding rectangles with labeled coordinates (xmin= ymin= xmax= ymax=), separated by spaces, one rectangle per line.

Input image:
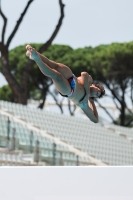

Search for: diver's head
xmin=90 ymin=83 xmax=105 ymax=98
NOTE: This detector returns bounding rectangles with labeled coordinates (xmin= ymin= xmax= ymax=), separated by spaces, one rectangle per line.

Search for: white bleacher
xmin=0 ymin=102 xmax=100 ymax=166
xmin=103 ymin=123 xmax=133 ymax=139
xmin=0 ymin=148 xmax=38 ymax=166
xmin=0 ymin=100 xmax=133 ymax=166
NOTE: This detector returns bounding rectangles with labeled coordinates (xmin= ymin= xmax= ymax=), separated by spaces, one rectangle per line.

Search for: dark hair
xmin=93 ymin=83 xmax=105 ymax=98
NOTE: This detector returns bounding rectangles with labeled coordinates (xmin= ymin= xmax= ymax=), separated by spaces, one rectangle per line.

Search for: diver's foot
xmin=26 ymin=45 xmax=39 ymax=61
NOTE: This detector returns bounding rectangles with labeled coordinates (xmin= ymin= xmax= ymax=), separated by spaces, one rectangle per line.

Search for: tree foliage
xmin=1 ymin=39 xmax=133 ymax=126
xmin=90 ymin=42 xmax=133 ymax=126
xmin=0 ymin=85 xmax=14 ymax=102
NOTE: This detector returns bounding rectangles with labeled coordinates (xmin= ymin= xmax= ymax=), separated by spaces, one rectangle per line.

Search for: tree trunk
xmin=0 ymin=0 xmax=65 ymax=105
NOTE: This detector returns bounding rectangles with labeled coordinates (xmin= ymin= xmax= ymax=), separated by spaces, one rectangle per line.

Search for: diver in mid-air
xmin=26 ymin=45 xmax=105 ymax=123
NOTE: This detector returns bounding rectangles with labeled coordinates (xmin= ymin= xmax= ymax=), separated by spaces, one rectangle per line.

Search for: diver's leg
xmin=26 ymin=46 xmax=72 ymax=95
xmin=26 ymin=45 xmax=73 ymax=79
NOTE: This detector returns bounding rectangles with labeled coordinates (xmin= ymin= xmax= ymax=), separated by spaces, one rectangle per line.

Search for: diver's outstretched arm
xmin=89 ymin=98 xmax=98 ymax=121
xmin=78 ymin=100 xmax=98 ymax=123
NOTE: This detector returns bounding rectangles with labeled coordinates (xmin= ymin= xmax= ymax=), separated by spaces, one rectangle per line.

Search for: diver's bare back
xmin=68 ymin=76 xmax=86 ymax=105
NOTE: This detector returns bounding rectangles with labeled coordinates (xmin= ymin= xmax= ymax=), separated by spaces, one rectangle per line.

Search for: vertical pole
xmin=60 ymin=151 xmax=63 ymax=166
xmin=76 ymin=155 xmax=79 ymax=166
xmin=7 ymin=117 xmax=10 ymax=141
xmin=7 ymin=117 xmax=10 ymax=150
xmin=35 ymin=140 xmax=39 ymax=164
xmin=53 ymin=143 xmax=56 ymax=166
xmin=30 ymin=131 xmax=33 ymax=153
xmin=11 ymin=128 xmax=16 ymax=151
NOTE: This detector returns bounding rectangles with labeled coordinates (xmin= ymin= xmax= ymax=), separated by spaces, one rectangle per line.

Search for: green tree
xmin=89 ymin=42 xmax=133 ymax=126
xmin=115 ymin=112 xmax=133 ymax=127
xmin=0 ymin=85 xmax=14 ymax=102
xmin=1 ymin=42 xmax=133 ymax=126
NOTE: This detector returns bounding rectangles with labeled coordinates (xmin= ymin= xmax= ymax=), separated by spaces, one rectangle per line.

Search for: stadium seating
xmin=0 ymin=100 xmax=133 ymax=166
xmin=0 ymin=101 xmax=100 ymax=166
